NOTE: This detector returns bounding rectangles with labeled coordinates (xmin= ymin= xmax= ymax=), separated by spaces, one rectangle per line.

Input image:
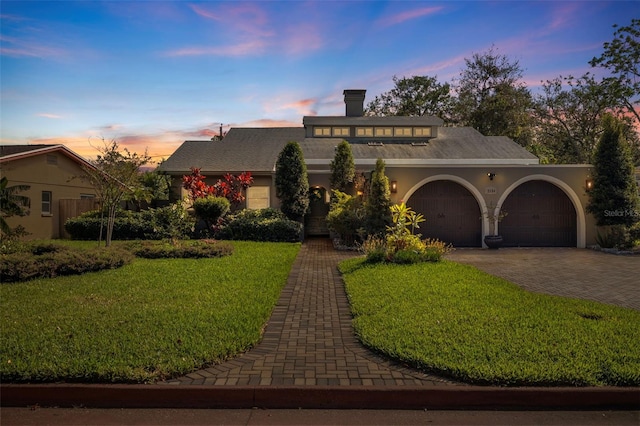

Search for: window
xmin=413 ymin=127 xmax=432 ymax=137
xmin=313 ymin=127 xmax=331 ymax=137
xmin=246 ymin=186 xmax=270 ymax=210
xmin=356 ymin=127 xmax=373 ymax=137
xmin=80 ymin=194 xmax=95 ymax=199
xmin=394 ymin=127 xmax=412 ymax=137
xmin=41 ymin=191 xmax=52 ymax=215
xmin=332 ymin=127 xmax=350 ymax=137
xmin=374 ymin=127 xmax=393 ymax=137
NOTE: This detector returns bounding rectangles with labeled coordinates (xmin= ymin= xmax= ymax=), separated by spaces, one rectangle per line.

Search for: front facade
xmin=160 ymin=90 xmax=597 ymax=248
xmin=0 ymin=145 xmax=99 ymax=239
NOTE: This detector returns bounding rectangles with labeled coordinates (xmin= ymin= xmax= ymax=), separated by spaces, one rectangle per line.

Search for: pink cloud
xmin=377 ymin=6 xmax=443 ymax=27
xmin=36 ymin=113 xmax=64 ymax=119
xmin=236 ymin=119 xmax=300 ymax=128
xmin=0 ymin=34 xmax=68 ymax=58
xmin=165 ymin=40 xmax=268 ymax=57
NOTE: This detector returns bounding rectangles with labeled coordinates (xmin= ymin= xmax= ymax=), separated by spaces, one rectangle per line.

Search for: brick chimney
xmin=343 ymin=89 xmax=366 ymax=117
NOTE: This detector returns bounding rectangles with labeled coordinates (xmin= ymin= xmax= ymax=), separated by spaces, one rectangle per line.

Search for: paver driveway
xmin=447 ymin=248 xmax=640 ymax=311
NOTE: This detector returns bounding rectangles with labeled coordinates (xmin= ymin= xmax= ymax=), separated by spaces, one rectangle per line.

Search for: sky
xmin=0 ymin=1 xmax=636 ymax=163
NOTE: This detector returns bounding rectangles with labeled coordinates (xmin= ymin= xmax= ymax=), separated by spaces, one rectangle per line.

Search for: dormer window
xmin=374 ymin=127 xmax=393 ymax=137
xmin=356 ymin=127 xmax=373 ymax=137
xmin=314 ymin=127 xmax=331 ymax=137
xmin=414 ymin=127 xmax=432 ymax=137
xmin=332 ymin=127 xmax=350 ymax=137
xmin=394 ymin=127 xmax=412 ymax=137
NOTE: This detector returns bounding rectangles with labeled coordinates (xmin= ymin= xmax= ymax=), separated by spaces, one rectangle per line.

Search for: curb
xmin=2 ymin=384 xmax=639 ymax=410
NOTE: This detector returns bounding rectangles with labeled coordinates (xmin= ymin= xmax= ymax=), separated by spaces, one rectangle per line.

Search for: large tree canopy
xmin=590 ymin=18 xmax=640 ymax=125
xmin=365 ymin=75 xmax=453 ymax=122
xmin=453 ymin=46 xmax=534 ymax=147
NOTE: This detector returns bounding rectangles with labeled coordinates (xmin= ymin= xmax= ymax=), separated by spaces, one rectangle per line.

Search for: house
xmin=0 ymin=144 xmax=99 ymax=239
xmin=160 ymin=90 xmax=596 ymax=248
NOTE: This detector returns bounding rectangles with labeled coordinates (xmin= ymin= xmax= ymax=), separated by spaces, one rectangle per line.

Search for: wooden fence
xmin=58 ymin=198 xmax=101 ymax=239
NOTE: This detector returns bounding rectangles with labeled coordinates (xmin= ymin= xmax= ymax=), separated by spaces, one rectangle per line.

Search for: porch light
xmin=390 ymin=181 xmax=398 ymax=193
xmin=487 ymin=172 xmax=496 ymax=181
xmin=585 ymin=178 xmax=594 ymax=191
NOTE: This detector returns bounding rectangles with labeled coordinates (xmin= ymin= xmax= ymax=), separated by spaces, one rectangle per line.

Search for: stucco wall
xmin=2 ymin=153 xmax=96 ymax=239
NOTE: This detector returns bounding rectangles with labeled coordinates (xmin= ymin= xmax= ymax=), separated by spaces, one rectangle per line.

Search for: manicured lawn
xmin=340 ymin=257 xmax=640 ymax=386
xmin=1 ymin=241 xmax=299 ymax=383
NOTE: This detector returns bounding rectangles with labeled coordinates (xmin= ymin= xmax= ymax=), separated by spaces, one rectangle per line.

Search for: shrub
xmin=0 ymin=243 xmax=133 ymax=283
xmin=423 ymin=238 xmax=453 ymax=262
xmin=129 ymin=240 xmax=233 ymax=259
xmin=216 ymin=208 xmax=303 ymax=242
xmin=65 ymin=205 xmax=194 ymax=241
xmin=326 ymin=190 xmax=366 ymax=246
xmin=361 ymin=236 xmax=386 ymax=263
xmin=193 ymin=196 xmax=230 ymax=223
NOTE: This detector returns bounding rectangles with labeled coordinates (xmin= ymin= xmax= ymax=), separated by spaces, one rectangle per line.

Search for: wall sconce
xmin=585 ymin=178 xmax=594 ymax=191
xmin=390 ymin=181 xmax=398 ymax=193
xmin=487 ymin=172 xmax=496 ymax=181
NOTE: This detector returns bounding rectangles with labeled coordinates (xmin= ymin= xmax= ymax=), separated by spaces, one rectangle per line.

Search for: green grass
xmin=340 ymin=257 xmax=640 ymax=387
xmin=1 ymin=241 xmax=300 ymax=383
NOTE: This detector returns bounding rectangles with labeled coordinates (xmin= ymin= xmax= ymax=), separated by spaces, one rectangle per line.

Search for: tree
xmin=330 ymin=140 xmax=355 ymax=194
xmin=82 ymin=139 xmax=151 ymax=247
xmin=0 ymin=177 xmax=30 ymax=237
xmin=586 ymin=114 xmax=640 ymax=228
xmin=182 ymin=167 xmax=253 ymax=205
xmin=533 ymin=73 xmax=620 ymax=164
xmin=590 ymin=19 xmax=640 ymax=125
xmin=365 ymin=75 xmax=453 ymax=122
xmin=453 ymin=46 xmax=534 ymax=146
xmin=275 ymin=141 xmax=309 ymax=222
xmin=365 ymin=158 xmax=392 ymax=236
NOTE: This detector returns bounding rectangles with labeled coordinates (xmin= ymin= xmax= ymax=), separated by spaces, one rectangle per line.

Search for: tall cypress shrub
xmin=365 ymin=158 xmax=393 ymax=236
xmin=330 ymin=140 xmax=355 ymax=194
xmin=275 ymin=141 xmax=310 ymax=222
xmin=586 ymin=114 xmax=640 ymax=227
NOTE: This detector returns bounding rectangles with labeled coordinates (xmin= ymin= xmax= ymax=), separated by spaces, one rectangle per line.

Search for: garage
xmin=500 ymin=180 xmax=576 ymax=247
xmin=407 ymin=180 xmax=481 ymax=247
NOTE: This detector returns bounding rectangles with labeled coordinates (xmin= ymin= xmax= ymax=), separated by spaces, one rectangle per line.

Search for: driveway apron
xmin=447 ymin=248 xmax=640 ymax=311
xmin=163 ymin=238 xmax=454 ymax=386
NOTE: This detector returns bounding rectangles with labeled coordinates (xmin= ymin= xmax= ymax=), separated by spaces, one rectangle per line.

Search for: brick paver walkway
xmin=448 ymin=248 xmax=640 ymax=311
xmin=163 ymin=238 xmax=454 ymax=386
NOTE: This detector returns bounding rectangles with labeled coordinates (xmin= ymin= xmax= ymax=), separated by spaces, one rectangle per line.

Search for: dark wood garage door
xmin=407 ymin=180 xmax=481 ymax=247
xmin=500 ymin=180 xmax=576 ymax=247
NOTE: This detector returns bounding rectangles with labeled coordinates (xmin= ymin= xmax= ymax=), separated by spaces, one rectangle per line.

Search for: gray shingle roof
xmin=159 ymin=125 xmax=538 ymax=175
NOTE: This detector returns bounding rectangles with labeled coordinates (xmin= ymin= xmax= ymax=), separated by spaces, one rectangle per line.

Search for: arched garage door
xmin=407 ymin=180 xmax=481 ymax=247
xmin=500 ymin=180 xmax=576 ymax=247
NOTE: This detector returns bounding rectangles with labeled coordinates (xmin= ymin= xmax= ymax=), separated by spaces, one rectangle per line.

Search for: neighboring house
xmin=0 ymin=144 xmax=99 ymax=239
xmin=160 ymin=90 xmax=597 ymax=248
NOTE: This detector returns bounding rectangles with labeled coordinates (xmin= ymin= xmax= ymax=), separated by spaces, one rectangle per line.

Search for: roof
xmin=159 ymin=125 xmax=538 ymax=175
xmin=0 ymin=144 xmax=95 ymax=169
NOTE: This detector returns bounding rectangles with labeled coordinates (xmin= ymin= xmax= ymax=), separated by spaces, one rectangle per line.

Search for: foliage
xmin=0 ymin=243 xmax=133 ymax=283
xmin=136 ymin=169 xmax=171 ymax=208
xmin=365 ymin=158 xmax=392 ymax=237
xmin=482 ymin=201 xmax=508 ymax=235
xmin=64 ymin=205 xmax=195 ymax=241
xmin=586 ymin=114 xmax=640 ymax=227
xmin=532 ymin=73 xmax=629 ymax=164
xmin=192 ymin=196 xmax=230 ymax=236
xmin=340 ymin=257 xmax=640 ymax=386
xmin=81 ymin=139 xmax=151 ymax=247
xmin=590 ymin=18 xmax=640 ymax=125
xmin=453 ymin=46 xmax=534 ymax=147
xmin=275 ymin=141 xmax=310 ymax=221
xmin=365 ymin=75 xmax=453 ymax=123
xmin=362 ymin=203 xmax=451 ymax=263
xmin=0 ymin=241 xmax=300 ymax=383
xmin=216 ymin=208 xmax=303 ymax=242
xmin=326 ymin=190 xmax=366 ymax=246
xmin=182 ymin=167 xmax=253 ymax=206
xmin=0 ymin=176 xmax=31 ymax=238
xmin=330 ymin=140 xmax=355 ymax=194
xmin=127 ymin=239 xmax=234 ymax=259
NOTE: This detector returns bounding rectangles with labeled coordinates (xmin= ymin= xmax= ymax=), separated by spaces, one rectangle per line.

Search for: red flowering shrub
xmin=182 ymin=167 xmax=253 ymax=205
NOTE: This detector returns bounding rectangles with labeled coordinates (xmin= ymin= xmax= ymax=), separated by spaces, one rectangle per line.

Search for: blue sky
xmin=0 ymin=1 xmax=635 ymax=161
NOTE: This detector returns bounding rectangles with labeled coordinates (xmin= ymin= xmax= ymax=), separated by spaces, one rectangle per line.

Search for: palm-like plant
xmin=0 ymin=177 xmax=31 ymax=236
